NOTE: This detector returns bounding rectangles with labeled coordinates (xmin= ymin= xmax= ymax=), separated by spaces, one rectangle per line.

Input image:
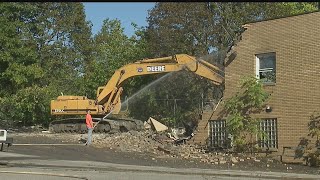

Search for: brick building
xmin=192 ymin=11 xmax=320 ymax=153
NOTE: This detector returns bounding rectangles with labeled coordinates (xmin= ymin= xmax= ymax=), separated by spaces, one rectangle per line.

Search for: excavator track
xmin=49 ymin=116 xmax=144 ymax=134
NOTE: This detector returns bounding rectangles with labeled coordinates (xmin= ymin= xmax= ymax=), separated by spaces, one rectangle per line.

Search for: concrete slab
xmin=147 ymin=117 xmax=168 ymax=132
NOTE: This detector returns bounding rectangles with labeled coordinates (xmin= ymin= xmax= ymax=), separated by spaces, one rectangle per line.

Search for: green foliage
xmin=263 ymin=2 xmax=318 ymax=18
xmin=147 ymin=2 xmax=317 ymax=59
xmin=308 ymin=112 xmax=320 ymax=144
xmin=147 ymin=3 xmax=216 ymax=57
xmin=223 ymin=76 xmax=269 ymax=152
xmin=209 ymin=2 xmax=317 ymax=50
xmin=0 ymin=85 xmax=51 ymax=126
xmin=160 ymin=117 xmax=176 ymax=127
xmin=82 ymin=18 xmax=151 ymax=99
xmin=0 ymin=2 xmax=92 ymax=126
xmin=0 ymin=3 xmax=40 ymax=95
xmin=301 ymin=112 xmax=320 ymax=167
xmin=305 ymin=151 xmax=320 ymax=167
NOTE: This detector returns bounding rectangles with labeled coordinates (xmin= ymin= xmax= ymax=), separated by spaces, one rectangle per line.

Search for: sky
xmin=83 ymin=2 xmax=155 ymax=37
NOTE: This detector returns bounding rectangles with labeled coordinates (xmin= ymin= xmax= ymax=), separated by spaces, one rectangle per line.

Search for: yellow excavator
xmin=49 ymin=54 xmax=224 ymax=133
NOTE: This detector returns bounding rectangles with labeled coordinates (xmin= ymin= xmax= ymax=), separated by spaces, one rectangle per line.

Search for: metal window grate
xmin=258 ymin=118 xmax=278 ymax=149
xmin=208 ymin=120 xmax=227 ymax=148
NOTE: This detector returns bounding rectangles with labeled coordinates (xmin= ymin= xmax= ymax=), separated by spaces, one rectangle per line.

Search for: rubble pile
xmin=11 ymin=118 xmax=264 ymax=166
xmin=177 ymin=148 xmax=261 ymax=166
xmin=77 ymin=116 xmax=264 ymax=165
xmin=85 ymin=129 xmax=260 ymax=166
xmin=13 ymin=129 xmax=264 ymax=166
xmin=92 ymin=130 xmax=164 ymax=154
xmin=90 ymin=130 xmax=181 ymax=155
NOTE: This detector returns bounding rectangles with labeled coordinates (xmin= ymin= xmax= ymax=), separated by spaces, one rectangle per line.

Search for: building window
xmin=256 ymin=52 xmax=276 ymax=83
xmin=258 ymin=118 xmax=278 ymax=149
xmin=208 ymin=120 xmax=227 ymax=148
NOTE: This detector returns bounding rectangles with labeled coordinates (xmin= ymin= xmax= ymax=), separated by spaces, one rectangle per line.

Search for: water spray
xmin=99 ymin=55 xmax=221 ymax=124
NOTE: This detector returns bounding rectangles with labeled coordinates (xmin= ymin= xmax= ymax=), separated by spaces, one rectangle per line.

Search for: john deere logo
xmin=147 ymin=66 xmax=165 ymax=72
xmin=137 ymin=67 xmax=143 ymax=72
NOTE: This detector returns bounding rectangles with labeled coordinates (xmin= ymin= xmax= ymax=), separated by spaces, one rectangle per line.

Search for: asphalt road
xmin=1 ymin=133 xmax=320 ymax=179
xmin=1 ymin=150 xmax=320 ymax=180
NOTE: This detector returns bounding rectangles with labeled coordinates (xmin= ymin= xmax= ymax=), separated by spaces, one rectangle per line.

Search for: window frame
xmin=255 ymin=52 xmax=276 ymax=85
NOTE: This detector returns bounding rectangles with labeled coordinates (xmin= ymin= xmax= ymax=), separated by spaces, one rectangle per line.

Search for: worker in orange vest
xmin=85 ymin=110 xmax=94 ymax=146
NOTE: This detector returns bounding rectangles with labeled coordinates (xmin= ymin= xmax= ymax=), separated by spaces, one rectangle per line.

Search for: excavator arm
xmin=96 ymin=54 xmax=224 ymax=114
xmin=51 ymin=54 xmax=224 ymax=116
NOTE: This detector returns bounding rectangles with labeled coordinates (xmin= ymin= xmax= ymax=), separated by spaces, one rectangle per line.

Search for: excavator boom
xmin=51 ymin=54 xmax=223 ymax=116
xmin=49 ymin=54 xmax=224 ymax=133
xmin=96 ymin=54 xmax=223 ymax=111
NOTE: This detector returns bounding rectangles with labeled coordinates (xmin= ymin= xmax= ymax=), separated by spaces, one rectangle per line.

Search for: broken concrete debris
xmin=145 ymin=117 xmax=168 ymax=132
xmin=231 ymin=157 xmax=238 ymax=163
xmin=143 ymin=117 xmax=192 ymax=144
xmin=85 ymin=117 xmax=265 ymax=166
xmin=19 ymin=117 xmax=263 ymax=166
xmin=87 ymin=128 xmax=262 ymax=166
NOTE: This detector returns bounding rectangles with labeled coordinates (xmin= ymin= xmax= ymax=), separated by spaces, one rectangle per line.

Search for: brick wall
xmin=193 ymin=12 xmax=320 ymax=152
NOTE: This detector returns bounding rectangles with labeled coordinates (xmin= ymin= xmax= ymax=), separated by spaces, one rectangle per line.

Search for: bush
xmin=306 ymin=151 xmax=320 ymax=167
xmin=223 ymin=76 xmax=269 ymax=152
xmin=304 ymin=112 xmax=320 ymax=167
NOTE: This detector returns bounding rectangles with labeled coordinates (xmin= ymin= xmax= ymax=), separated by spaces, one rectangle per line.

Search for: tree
xmin=147 ymin=2 xmax=317 ymax=61
xmin=222 ymin=76 xmax=269 ymax=152
xmin=0 ymin=2 xmax=93 ymax=126
xmin=81 ymin=18 xmax=151 ymax=99
xmin=208 ymin=2 xmax=318 ymax=50
xmin=0 ymin=3 xmax=42 ymax=96
xmin=32 ymin=3 xmax=93 ymax=94
xmin=147 ymin=3 xmax=217 ymax=57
